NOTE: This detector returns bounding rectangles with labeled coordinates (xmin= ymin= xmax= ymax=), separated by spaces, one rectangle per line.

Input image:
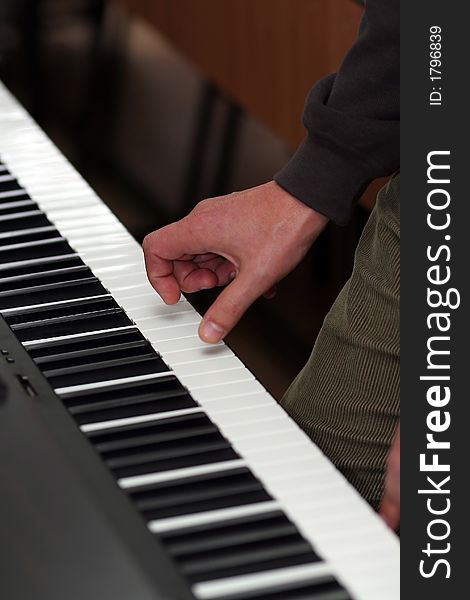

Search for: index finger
xmin=143 ymin=248 xmax=180 ymax=304
xmin=142 ymin=220 xmax=209 ymax=303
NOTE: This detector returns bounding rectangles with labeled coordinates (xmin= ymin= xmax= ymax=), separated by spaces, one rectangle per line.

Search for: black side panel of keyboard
xmin=0 ymin=315 xmax=195 ymax=600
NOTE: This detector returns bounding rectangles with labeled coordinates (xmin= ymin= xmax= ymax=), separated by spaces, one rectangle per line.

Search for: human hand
xmin=380 ymin=423 xmax=400 ymax=530
xmin=143 ymin=181 xmax=328 ymax=343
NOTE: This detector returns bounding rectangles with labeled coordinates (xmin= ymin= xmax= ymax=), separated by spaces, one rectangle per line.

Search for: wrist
xmin=269 ymin=180 xmax=329 ymax=239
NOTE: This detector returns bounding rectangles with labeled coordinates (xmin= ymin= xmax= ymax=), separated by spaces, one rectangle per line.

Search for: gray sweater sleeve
xmin=274 ymin=0 xmax=399 ymax=225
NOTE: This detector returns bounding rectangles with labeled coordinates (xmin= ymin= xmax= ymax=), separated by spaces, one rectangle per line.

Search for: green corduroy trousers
xmin=281 ymin=174 xmax=400 ymax=510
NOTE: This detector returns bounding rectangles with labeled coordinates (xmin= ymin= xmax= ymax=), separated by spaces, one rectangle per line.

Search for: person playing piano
xmin=143 ymin=0 xmax=400 ymax=531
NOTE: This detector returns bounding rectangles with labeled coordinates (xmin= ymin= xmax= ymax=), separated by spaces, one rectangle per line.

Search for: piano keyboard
xmin=0 ymin=81 xmax=399 ymax=599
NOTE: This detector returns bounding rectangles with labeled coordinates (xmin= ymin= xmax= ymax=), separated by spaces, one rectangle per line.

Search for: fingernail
xmin=200 ymin=320 xmax=226 ymax=343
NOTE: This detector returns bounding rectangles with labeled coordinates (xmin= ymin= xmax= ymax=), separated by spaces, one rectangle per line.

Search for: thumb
xmin=198 ymin=272 xmax=262 ymax=343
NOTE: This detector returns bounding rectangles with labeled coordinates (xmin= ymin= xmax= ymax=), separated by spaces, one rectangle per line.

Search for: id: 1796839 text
xmin=429 ymin=25 xmax=442 ymax=106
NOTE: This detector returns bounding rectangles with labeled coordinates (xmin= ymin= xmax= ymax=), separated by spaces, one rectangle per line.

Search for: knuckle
xmin=192 ymin=196 xmax=223 ymax=216
xmin=143 ymin=230 xmax=157 ymax=250
xmin=142 ymin=233 xmax=151 ymax=249
xmin=192 ymin=198 xmax=209 ymax=214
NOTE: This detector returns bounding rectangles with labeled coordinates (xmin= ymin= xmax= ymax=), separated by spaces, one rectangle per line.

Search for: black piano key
xmin=107 ymin=442 xmax=237 ymax=479
xmin=72 ymin=389 xmax=196 ymax=425
xmin=34 ymin=339 xmax=152 ymax=370
xmin=0 ymin=237 xmax=74 ymax=263
xmin=89 ymin=413 xmax=218 ymax=453
xmin=0 ymin=176 xmax=23 ymax=193
xmin=27 ymin=327 xmax=145 ymax=358
xmin=0 ymin=200 xmax=36 ymax=214
xmin=102 ymin=434 xmax=237 ymax=479
xmin=0 ymin=277 xmax=108 ymax=310
xmin=0 ymin=265 xmax=93 ymax=292
xmin=86 ymin=414 xmax=237 ymax=478
xmin=205 ymin=577 xmax=351 ymax=600
xmin=160 ymin=511 xmax=298 ymax=556
xmin=140 ymin=489 xmax=272 ymax=522
xmin=0 ymin=255 xmax=85 ymax=279
xmin=127 ymin=468 xmax=271 ymax=521
xmin=0 ymin=187 xmax=27 ymax=199
xmin=177 ymin=536 xmax=318 ymax=582
xmin=44 ymin=354 xmax=169 ymax=388
xmin=63 ymin=378 xmax=190 ymax=411
xmin=11 ymin=307 xmax=131 ymax=342
xmin=57 ymin=371 xmax=177 ymax=401
xmin=6 ymin=296 xmax=117 ymax=324
xmin=0 ymin=227 xmax=61 ymax=247
xmin=0 ymin=210 xmax=51 ymax=233
xmin=61 ymin=375 xmax=195 ymax=423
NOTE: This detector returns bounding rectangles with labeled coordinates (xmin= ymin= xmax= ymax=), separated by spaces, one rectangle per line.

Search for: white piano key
xmin=80 ymin=247 xmax=142 ymax=263
xmin=129 ymin=302 xmax=194 ymax=320
xmin=285 ymin=502 xmax=383 ymax=536
xmin=119 ymin=293 xmax=183 ymax=311
xmin=119 ymin=300 xmax=174 ymax=317
xmin=35 ymin=193 xmax=101 ymax=208
xmin=190 ymin=379 xmax=268 ymax=401
xmin=202 ymin=403 xmax=290 ymax=426
xmin=70 ymin=233 xmax=132 ymax=248
xmin=98 ymin=271 xmax=149 ymax=289
xmin=110 ymin=283 xmax=159 ymax=300
xmin=214 ymin=423 xmax=304 ymax=449
xmin=192 ymin=562 xmax=333 ymax=600
xmin=76 ymin=238 xmax=140 ymax=252
xmin=165 ymin=345 xmax=234 ymax=366
xmin=200 ymin=392 xmax=274 ymax=410
xmin=173 ymin=356 xmax=242 ymax=376
xmin=148 ymin=500 xmax=281 ymax=534
xmin=91 ymin=260 xmax=146 ymax=278
xmin=297 ymin=520 xmax=385 ymax=555
xmin=154 ymin=335 xmax=217 ymax=354
xmin=108 ymin=287 xmax=158 ymax=303
xmin=52 ymin=214 xmax=122 ymax=232
xmin=274 ymin=478 xmax=352 ymax=502
xmin=32 ymin=183 xmax=101 ymax=196
xmin=179 ymin=368 xmax=255 ymax=391
xmin=231 ymin=438 xmax=316 ymax=460
xmin=118 ymin=459 xmax=247 ymax=490
xmin=246 ymin=456 xmax=329 ymax=483
xmin=146 ymin=323 xmax=201 ymax=342
xmin=41 ymin=205 xmax=110 ymax=221
xmin=142 ymin=312 xmax=201 ymax=331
